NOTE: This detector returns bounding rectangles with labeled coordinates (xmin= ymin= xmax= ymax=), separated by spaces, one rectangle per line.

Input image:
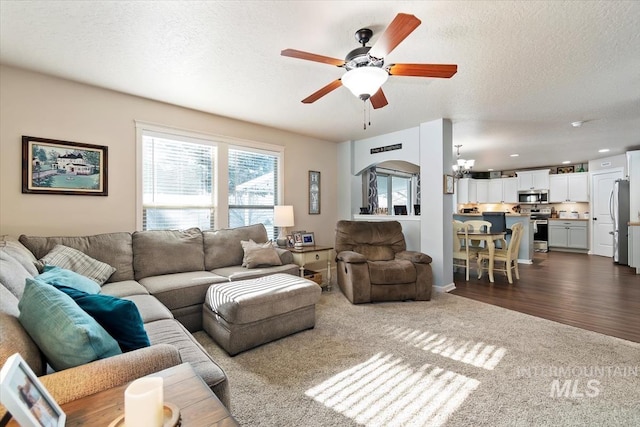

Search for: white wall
xmin=0 ymin=65 xmax=338 ymax=246
xmin=351 ymin=127 xmax=420 ymax=175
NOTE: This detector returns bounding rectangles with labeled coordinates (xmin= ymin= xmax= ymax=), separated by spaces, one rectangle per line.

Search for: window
xmin=228 ymin=148 xmax=279 ymax=239
xmin=141 ymin=132 xmax=215 ymax=230
xmin=138 ymin=122 xmax=284 ymax=234
xmin=376 ymin=169 xmax=412 ymax=212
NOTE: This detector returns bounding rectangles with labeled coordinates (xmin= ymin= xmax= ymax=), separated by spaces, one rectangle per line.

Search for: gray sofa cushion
xmin=0 ymin=251 xmax=33 ymax=299
xmin=144 ymin=319 xmax=229 ymax=408
xmin=124 ymin=295 xmax=174 ymax=323
xmin=132 ymin=228 xmax=204 ymax=280
xmin=100 ymin=280 xmax=149 ymax=298
xmin=203 ymin=224 xmax=268 ymax=270
xmin=138 ymin=271 xmax=228 ymax=311
xmin=1 ymin=236 xmax=39 ymax=276
xmin=19 ymin=232 xmax=135 ymax=283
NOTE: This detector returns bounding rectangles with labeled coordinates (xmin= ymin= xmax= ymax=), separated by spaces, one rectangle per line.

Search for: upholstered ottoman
xmin=203 ymin=274 xmax=321 ymax=355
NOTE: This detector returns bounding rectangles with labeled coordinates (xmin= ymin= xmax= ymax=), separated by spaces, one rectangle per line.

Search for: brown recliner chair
xmin=335 ymin=220 xmax=433 ymax=304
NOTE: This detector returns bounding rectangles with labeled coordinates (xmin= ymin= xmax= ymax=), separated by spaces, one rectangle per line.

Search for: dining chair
xmin=477 ymin=222 xmax=524 ymax=284
xmin=463 ymin=220 xmax=492 ymax=256
xmin=453 ymin=220 xmax=472 ymax=280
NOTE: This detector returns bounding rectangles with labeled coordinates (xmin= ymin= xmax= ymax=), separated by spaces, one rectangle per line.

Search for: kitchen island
xmin=453 ymin=213 xmax=534 ymax=263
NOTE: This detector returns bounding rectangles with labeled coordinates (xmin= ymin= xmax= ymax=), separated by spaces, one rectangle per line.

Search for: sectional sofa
xmin=0 ymin=224 xmax=299 ymax=417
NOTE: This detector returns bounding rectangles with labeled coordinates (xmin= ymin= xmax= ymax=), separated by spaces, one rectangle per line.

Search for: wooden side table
xmin=42 ymin=363 xmax=238 ymax=427
xmin=287 ymin=246 xmax=334 ymax=290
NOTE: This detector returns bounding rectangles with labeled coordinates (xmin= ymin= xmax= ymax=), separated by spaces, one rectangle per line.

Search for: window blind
xmin=142 ymin=134 xmax=215 ymax=230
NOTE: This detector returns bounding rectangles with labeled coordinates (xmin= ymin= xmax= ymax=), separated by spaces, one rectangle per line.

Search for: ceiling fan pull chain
xmin=368 ymin=101 xmax=372 ymax=127
xmin=363 ymin=101 xmax=367 ymax=130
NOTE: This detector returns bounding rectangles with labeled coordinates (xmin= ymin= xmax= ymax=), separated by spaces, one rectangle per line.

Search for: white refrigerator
xmin=610 ymin=179 xmax=630 ymax=265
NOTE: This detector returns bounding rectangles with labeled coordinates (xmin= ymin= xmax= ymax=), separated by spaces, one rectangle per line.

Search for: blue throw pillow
xmin=37 ymin=265 xmax=101 ymax=294
xmin=53 ymin=285 xmax=150 ymax=353
xmin=18 ymin=278 xmax=122 ymax=371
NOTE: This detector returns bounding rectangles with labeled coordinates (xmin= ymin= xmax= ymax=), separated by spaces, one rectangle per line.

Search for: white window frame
xmin=135 ymin=121 xmax=284 ymax=231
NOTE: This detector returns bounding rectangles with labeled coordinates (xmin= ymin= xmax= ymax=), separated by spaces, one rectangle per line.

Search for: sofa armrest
xmin=39 ymin=344 xmax=181 ymax=406
xmin=396 ymin=250 xmax=432 ymax=264
xmin=275 ymin=248 xmax=294 ymax=265
xmin=336 ymin=250 xmax=367 ymax=264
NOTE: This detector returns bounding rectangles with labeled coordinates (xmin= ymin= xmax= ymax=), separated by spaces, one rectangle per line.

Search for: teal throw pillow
xmin=38 ymin=265 xmax=101 ymax=294
xmin=18 ymin=278 xmax=122 ymax=371
xmin=54 ymin=285 xmax=150 ymax=353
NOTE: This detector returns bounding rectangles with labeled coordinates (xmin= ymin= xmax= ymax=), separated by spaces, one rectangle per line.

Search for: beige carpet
xmin=194 ymin=289 xmax=640 ymax=426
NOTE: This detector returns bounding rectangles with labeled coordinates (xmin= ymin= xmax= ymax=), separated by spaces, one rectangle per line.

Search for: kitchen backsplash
xmin=458 ymin=202 xmax=590 ymax=216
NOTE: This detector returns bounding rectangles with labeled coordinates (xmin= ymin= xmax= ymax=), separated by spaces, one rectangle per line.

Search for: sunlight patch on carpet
xmin=382 ymin=326 xmax=507 ymax=370
xmin=305 ymin=353 xmax=480 ymax=427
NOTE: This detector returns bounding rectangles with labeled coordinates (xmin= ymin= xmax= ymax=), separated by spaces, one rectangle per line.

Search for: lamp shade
xmin=341 ymin=67 xmax=389 ymax=100
xmin=274 ymin=205 xmax=295 ymax=227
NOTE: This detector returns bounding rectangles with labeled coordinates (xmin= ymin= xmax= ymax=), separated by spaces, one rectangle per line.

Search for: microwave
xmin=518 ymin=190 xmax=549 ymax=204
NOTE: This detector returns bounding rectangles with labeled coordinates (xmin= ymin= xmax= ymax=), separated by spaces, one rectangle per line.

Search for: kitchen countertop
xmin=455 ymin=213 xmax=530 ymax=217
xmin=549 ymin=218 xmax=589 ymax=221
xmin=629 ymin=222 xmax=640 ymax=226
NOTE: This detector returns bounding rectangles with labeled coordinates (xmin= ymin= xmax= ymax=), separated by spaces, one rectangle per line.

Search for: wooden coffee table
xmin=57 ymin=363 xmax=237 ymax=426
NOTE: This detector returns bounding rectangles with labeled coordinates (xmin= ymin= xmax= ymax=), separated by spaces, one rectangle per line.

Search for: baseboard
xmin=517 ymin=258 xmax=533 ymax=264
xmin=436 ymin=282 xmax=456 ymax=293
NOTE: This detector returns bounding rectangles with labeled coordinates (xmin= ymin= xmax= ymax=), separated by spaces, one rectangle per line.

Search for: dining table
xmin=458 ymin=230 xmax=507 ymax=282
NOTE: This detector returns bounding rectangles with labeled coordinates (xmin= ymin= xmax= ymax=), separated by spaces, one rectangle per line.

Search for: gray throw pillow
xmin=38 ymin=244 xmax=116 ymax=285
xmin=240 ymin=239 xmax=275 ymax=267
xmin=244 ymin=247 xmax=283 ymax=269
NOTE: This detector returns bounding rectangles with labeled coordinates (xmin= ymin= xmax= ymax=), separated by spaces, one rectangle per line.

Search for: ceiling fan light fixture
xmin=341 ymin=67 xmax=388 ymax=100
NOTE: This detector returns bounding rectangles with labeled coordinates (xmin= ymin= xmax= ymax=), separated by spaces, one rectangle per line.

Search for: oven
xmin=531 ymin=208 xmax=551 ymax=252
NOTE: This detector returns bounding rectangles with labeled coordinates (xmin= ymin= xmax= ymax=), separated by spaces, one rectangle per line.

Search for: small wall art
xmin=557 ymin=166 xmax=575 ymax=174
xmin=309 ymin=170 xmax=320 ymax=214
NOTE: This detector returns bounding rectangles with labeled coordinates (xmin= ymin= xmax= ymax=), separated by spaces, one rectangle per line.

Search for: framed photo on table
xmin=0 ymin=353 xmax=66 ymax=427
xmin=300 ymin=232 xmax=315 ymax=246
xmin=309 ymin=170 xmax=321 ymax=214
xmin=22 ymin=136 xmax=108 ymax=196
xmin=444 ymin=174 xmax=455 ymax=194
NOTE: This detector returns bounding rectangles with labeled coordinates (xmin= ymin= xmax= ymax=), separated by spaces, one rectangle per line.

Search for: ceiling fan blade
xmin=369 ymin=13 xmax=421 ymax=58
xmin=281 ymin=49 xmax=345 ymax=67
xmin=370 ymin=88 xmax=388 ymax=109
xmin=301 ymin=79 xmax=343 ymax=104
xmin=388 ymin=63 xmax=458 ymax=78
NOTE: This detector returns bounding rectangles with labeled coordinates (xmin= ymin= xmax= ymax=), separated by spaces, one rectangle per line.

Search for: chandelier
xmin=452 ymin=144 xmax=474 ymax=178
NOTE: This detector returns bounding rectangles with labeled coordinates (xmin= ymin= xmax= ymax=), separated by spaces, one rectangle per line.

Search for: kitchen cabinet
xmin=475 ymin=180 xmax=488 ymax=204
xmin=549 ymin=220 xmax=588 ymax=250
xmin=517 ymin=169 xmax=550 ymax=191
xmin=487 ymin=178 xmax=518 ymax=203
xmin=456 ymin=178 xmax=477 ymax=204
xmin=549 ymin=173 xmax=588 ymax=202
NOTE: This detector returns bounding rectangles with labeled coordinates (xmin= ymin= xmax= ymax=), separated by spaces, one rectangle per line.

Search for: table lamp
xmin=274 ymin=205 xmax=294 ymax=247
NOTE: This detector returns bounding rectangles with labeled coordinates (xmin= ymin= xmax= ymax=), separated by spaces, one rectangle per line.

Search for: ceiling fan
xmin=281 ymin=13 xmax=457 ymax=109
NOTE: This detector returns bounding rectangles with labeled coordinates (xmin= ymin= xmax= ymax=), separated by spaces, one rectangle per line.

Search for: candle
xmin=124 ymin=377 xmax=164 ymax=427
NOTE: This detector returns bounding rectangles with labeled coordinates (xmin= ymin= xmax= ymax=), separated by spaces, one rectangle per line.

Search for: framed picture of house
xmin=308 ymin=170 xmax=320 ymax=214
xmin=22 ymin=136 xmax=108 ymax=196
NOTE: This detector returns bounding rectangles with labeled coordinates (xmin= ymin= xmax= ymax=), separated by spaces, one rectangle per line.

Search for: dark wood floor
xmin=451 ymin=251 xmax=640 ymax=343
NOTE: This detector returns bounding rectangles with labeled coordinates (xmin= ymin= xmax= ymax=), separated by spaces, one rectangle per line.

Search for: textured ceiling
xmin=1 ymin=1 xmax=639 ymax=172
